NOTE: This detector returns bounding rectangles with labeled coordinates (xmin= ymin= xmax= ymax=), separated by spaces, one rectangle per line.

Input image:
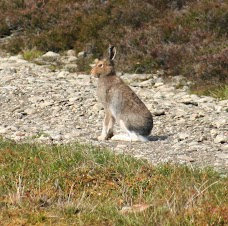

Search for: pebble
xmin=177 ymin=133 xmax=189 ymax=141
xmin=154 ymin=82 xmax=164 ymax=88
xmin=177 ymin=155 xmax=195 ymax=162
xmin=181 ymin=99 xmax=198 ymax=106
xmin=212 ymin=118 xmax=227 ymax=128
xmin=0 ymin=52 xmax=227 ymax=173
xmin=214 ymin=135 xmax=227 ymax=144
xmin=66 ymin=49 xmax=76 ymax=56
xmin=153 ymin=110 xmax=165 ymax=116
xmin=116 ymin=144 xmax=128 ymax=150
xmin=0 ymin=127 xmax=7 ymax=134
xmin=139 ymin=79 xmax=154 ymax=87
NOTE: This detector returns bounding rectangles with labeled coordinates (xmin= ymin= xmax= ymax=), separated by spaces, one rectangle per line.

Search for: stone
xmin=78 ymin=51 xmax=86 ymax=58
xmin=24 ymin=108 xmax=36 ymax=115
xmin=181 ymin=99 xmax=198 ymax=106
xmin=201 ymin=96 xmax=214 ymax=103
xmin=214 ymin=135 xmax=227 ymax=144
xmin=42 ymin=51 xmax=60 ymax=61
xmin=116 ymin=144 xmax=128 ymax=150
xmin=219 ymin=100 xmax=228 ymax=106
xmin=134 ymin=154 xmax=145 ymax=159
xmin=39 ymin=101 xmax=54 ymax=108
xmin=51 ymin=134 xmax=63 ymax=141
xmin=139 ymin=79 xmax=154 ymax=87
xmin=210 ymin=129 xmax=218 ymax=138
xmin=67 ymin=56 xmax=78 ymax=63
xmin=0 ymin=126 xmax=7 ymax=134
xmin=36 ymin=135 xmax=53 ymax=143
xmin=216 ymin=153 xmax=228 ymax=159
xmin=154 ymin=76 xmax=164 ymax=83
xmin=76 ymin=74 xmax=91 ymax=85
xmin=17 ymin=59 xmax=28 ymax=64
xmin=212 ymin=118 xmax=227 ymax=128
xmin=177 ymin=155 xmax=195 ymax=162
xmin=178 ymin=133 xmax=189 ymax=141
xmin=154 ymin=82 xmax=164 ymax=88
xmin=66 ymin=49 xmax=76 ymax=56
xmin=64 ymin=64 xmax=77 ymax=73
xmin=92 ymin=103 xmax=103 ymax=112
xmin=220 ymin=144 xmax=228 ymax=151
xmin=69 ymin=97 xmax=81 ymax=102
xmin=15 ymin=131 xmax=26 ymax=136
xmin=57 ymin=71 xmax=70 ymax=78
xmin=171 ymin=75 xmax=187 ymax=87
xmin=8 ymin=55 xmax=23 ymax=61
xmin=153 ymin=110 xmax=165 ymax=116
xmin=153 ymin=91 xmax=165 ymax=99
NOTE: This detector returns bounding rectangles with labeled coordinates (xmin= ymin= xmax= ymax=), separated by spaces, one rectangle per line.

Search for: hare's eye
xmin=98 ymin=64 xmax=103 ymax=68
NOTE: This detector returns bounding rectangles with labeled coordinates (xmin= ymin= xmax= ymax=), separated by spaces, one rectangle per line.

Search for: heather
xmin=0 ymin=0 xmax=227 ymax=90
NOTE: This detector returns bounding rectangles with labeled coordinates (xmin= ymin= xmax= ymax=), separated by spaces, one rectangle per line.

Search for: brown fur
xmin=91 ymin=48 xmax=153 ymax=141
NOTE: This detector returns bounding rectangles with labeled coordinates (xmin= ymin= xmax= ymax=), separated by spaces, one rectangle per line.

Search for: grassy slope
xmin=0 ymin=139 xmax=227 ymax=225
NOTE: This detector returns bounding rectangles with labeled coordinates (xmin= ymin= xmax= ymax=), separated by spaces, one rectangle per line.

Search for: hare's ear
xmin=108 ymin=44 xmax=117 ymax=61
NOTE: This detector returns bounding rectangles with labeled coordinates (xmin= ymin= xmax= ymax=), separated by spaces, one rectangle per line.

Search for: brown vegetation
xmin=0 ymin=0 xmax=227 ymax=88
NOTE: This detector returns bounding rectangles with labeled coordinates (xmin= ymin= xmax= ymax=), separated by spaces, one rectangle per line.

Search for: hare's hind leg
xmin=111 ymin=120 xmax=149 ymax=142
xmin=98 ymin=111 xmax=115 ymax=141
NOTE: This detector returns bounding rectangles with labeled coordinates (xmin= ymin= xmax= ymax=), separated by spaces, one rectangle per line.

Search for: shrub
xmin=0 ymin=0 xmax=227 ymax=91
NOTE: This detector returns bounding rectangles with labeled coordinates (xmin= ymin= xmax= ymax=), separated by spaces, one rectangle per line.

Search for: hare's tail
xmin=111 ymin=119 xmax=149 ymax=142
xmin=111 ymin=132 xmax=149 ymax=142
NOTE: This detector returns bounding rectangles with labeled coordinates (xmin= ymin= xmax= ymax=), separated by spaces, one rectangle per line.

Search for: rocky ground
xmin=0 ymin=51 xmax=227 ymax=174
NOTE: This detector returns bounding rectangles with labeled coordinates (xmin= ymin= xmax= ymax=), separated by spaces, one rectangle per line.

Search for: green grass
xmin=22 ymin=49 xmax=43 ymax=61
xmin=0 ymin=138 xmax=227 ymax=225
xmin=209 ymin=85 xmax=228 ymax=100
xmin=192 ymin=85 xmax=228 ymax=100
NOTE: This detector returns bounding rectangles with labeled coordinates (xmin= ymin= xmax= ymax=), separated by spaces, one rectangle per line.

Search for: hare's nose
xmin=90 ymin=68 xmax=98 ymax=77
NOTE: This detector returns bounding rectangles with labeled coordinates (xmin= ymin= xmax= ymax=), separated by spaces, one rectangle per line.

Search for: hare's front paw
xmin=98 ymin=135 xmax=107 ymax=141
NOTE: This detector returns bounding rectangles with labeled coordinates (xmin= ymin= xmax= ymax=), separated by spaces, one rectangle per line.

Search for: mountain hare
xmin=91 ymin=45 xmax=153 ymax=141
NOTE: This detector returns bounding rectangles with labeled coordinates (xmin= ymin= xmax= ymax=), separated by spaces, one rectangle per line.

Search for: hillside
xmin=0 ymin=51 xmax=227 ymax=224
xmin=0 ymin=0 xmax=227 ymax=92
xmin=0 ymin=53 xmax=227 ymax=172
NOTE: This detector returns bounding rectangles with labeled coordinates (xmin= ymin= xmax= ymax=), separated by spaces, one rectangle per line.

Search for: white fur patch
xmin=111 ymin=133 xmax=148 ymax=142
xmin=111 ymin=134 xmax=131 ymax=141
xmin=110 ymin=120 xmax=149 ymax=142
